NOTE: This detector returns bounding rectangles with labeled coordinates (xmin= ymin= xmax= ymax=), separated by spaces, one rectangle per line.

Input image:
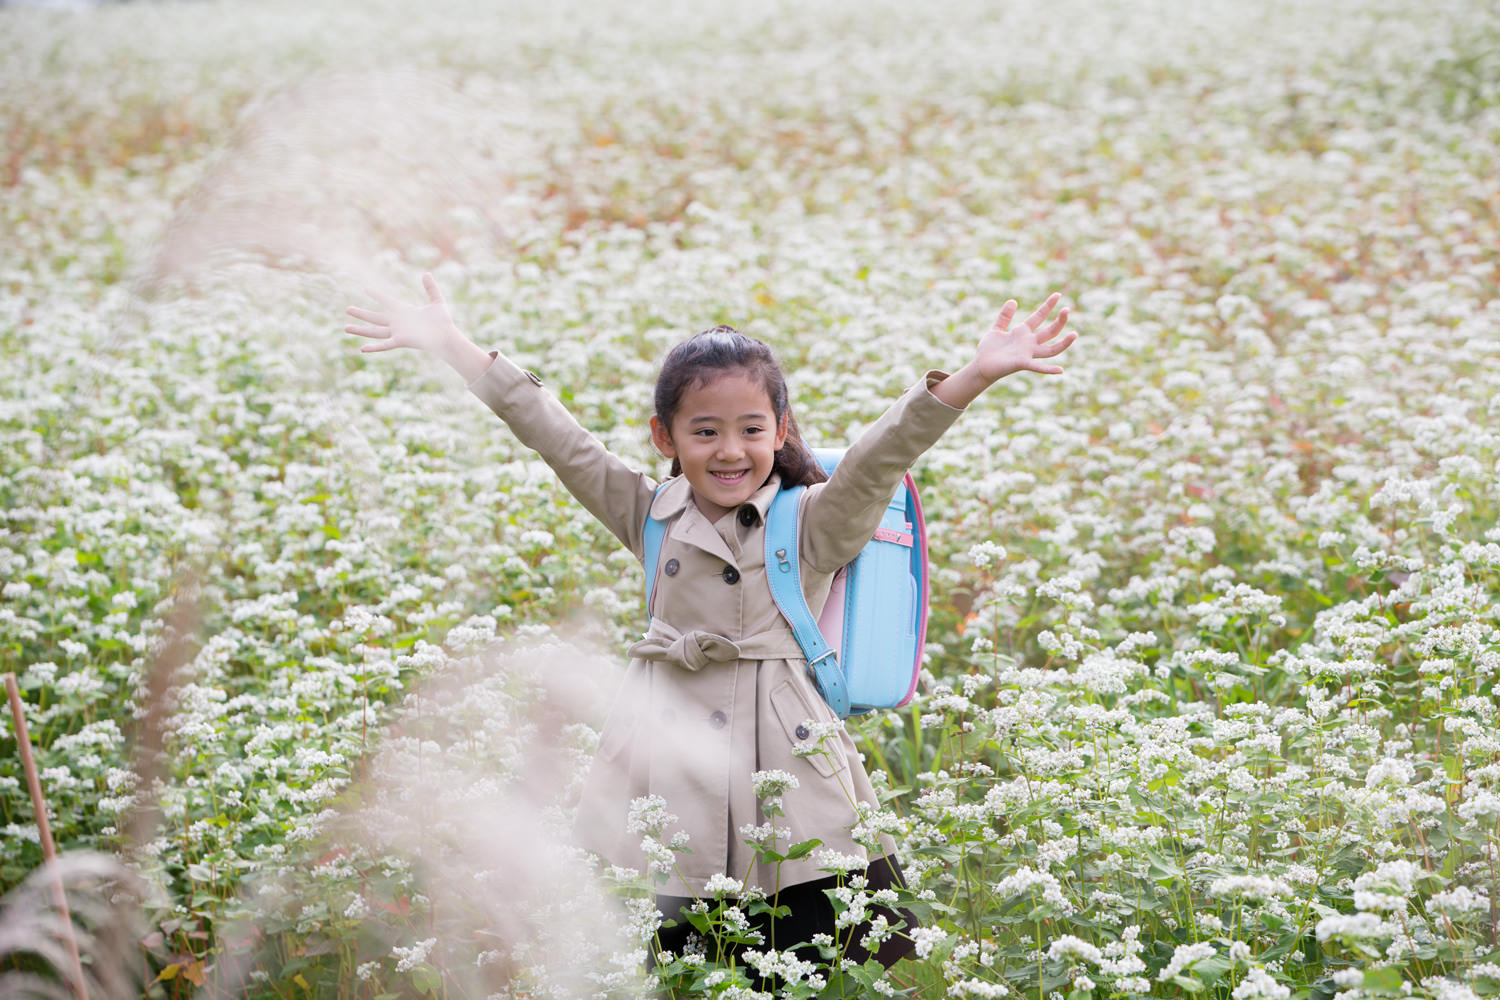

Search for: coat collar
xmin=649 ymin=474 xmax=785 ymax=564
xmin=648 ymin=473 xmax=784 ymax=523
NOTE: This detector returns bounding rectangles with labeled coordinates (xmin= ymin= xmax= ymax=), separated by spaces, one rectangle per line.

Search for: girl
xmin=344 ymin=276 xmax=1075 ymax=967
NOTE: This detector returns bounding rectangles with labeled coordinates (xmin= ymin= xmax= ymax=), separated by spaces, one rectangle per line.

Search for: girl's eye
xmin=694 ymin=428 xmax=717 ymax=438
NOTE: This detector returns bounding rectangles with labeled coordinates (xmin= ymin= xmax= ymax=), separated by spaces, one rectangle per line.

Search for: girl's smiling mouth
xmin=711 ymin=469 xmax=749 ymax=482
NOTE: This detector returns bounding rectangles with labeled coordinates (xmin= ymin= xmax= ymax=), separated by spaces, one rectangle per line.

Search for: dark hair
xmin=653 ymin=325 xmax=828 ymax=489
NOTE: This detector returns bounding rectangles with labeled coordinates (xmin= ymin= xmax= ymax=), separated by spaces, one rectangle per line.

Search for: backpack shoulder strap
xmin=642 ymin=484 xmax=669 ymax=610
xmin=763 ymin=485 xmax=851 ymax=718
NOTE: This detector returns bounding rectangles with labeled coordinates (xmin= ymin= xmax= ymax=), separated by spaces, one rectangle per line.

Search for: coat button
xmin=738 ymin=507 xmax=756 ymax=527
xmin=708 ymin=710 xmax=727 ymax=729
xmin=663 ymin=558 xmax=680 ymax=577
xmin=721 ymin=566 xmax=740 ymax=584
xmin=795 ymin=724 xmax=811 ymax=740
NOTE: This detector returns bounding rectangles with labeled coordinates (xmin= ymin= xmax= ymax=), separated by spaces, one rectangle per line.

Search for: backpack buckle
xmin=775 ymin=547 xmax=791 ymax=573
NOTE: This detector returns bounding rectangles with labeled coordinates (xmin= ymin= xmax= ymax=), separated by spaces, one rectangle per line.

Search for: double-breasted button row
xmin=661 ymin=559 xmax=739 ymax=583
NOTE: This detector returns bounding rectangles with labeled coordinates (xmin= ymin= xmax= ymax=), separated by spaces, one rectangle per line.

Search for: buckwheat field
xmin=2 ymin=0 xmax=1498 ymax=997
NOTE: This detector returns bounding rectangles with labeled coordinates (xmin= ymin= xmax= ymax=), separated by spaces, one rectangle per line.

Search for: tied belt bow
xmin=628 ymin=619 xmax=806 ymax=671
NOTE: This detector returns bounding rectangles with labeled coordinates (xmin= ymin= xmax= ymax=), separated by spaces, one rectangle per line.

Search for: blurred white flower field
xmin=1 ymin=0 xmax=1498 ymax=997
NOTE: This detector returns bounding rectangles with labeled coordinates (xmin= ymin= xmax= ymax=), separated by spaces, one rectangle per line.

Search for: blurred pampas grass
xmin=144 ymin=68 xmax=541 ymax=298
xmin=0 ymin=853 xmax=157 ymax=1000
xmin=3 ymin=568 xmax=645 ymax=996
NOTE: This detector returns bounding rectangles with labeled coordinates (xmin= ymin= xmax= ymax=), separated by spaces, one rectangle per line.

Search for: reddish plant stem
xmin=5 ymin=671 xmax=91 ymax=1000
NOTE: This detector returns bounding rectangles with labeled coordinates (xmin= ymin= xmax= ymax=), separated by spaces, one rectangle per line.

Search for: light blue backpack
xmin=644 ymin=449 xmax=929 ymax=718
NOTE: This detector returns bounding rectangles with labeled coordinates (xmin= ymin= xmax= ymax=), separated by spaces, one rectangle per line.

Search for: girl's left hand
xmin=972 ymin=292 xmax=1075 ymax=381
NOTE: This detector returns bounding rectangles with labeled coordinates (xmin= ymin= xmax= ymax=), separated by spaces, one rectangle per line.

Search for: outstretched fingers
xmin=1035 ymin=306 xmax=1070 ymax=343
xmin=421 ymin=272 xmax=446 ymax=305
xmin=990 ymin=299 xmax=1019 ymax=332
xmin=344 ymin=305 xmax=389 ymax=339
xmin=1022 ymin=292 xmax=1062 ymax=331
xmin=346 ymin=305 xmax=387 ymax=325
xmin=1034 ymin=328 xmax=1077 ymax=358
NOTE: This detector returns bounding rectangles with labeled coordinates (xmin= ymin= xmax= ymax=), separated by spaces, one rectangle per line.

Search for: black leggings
xmin=653 ymin=855 xmax=917 ymax=970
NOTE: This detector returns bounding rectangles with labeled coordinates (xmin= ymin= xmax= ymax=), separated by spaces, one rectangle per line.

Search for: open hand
xmin=345 ymin=273 xmax=459 ymax=355
xmin=973 ymin=292 xmax=1076 ymax=380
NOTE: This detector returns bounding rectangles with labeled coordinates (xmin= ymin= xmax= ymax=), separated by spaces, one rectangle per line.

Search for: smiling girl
xmin=344 ymin=275 xmax=1075 ymax=968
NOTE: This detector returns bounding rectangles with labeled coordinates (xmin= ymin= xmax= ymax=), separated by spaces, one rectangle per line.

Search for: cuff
xmin=466 ymin=351 xmax=544 ymax=409
xmin=918 ymin=369 xmax=964 ymax=413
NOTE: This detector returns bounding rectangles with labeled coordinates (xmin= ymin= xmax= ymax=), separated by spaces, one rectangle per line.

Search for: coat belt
xmin=628 ymin=619 xmax=807 ymax=671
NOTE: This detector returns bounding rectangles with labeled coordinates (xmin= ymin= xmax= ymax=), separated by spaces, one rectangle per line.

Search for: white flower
xmin=1048 ymin=935 xmax=1102 ymax=965
xmin=391 ymin=937 xmax=436 ymax=973
xmin=1458 ymin=789 xmax=1500 ymax=822
xmin=703 ymin=873 xmax=744 ymax=897
xmin=1208 ymin=875 xmax=1294 ymax=902
xmin=911 ymin=926 xmax=948 ymax=960
xmin=1231 ymin=967 xmax=1290 ymax=1000
xmin=812 ymin=848 xmax=866 ymax=873
xmin=992 ymin=867 xmax=1074 ymax=914
xmin=1365 ymin=757 xmax=1416 ymax=789
xmin=1427 ymin=885 xmax=1489 ymax=916
xmin=1158 ymin=942 xmax=1216 ymax=980
xmin=626 ymin=795 xmax=677 ymax=837
xmin=1352 ymin=859 xmax=1420 ymax=912
xmin=750 ymin=769 xmax=799 ymax=799
xmin=1316 ymin=912 xmax=1392 ymax=942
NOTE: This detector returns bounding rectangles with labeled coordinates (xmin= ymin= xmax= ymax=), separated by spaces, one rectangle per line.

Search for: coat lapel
xmin=670 ymin=504 xmax=737 ymax=565
xmin=648 ymin=474 xmax=786 ymax=567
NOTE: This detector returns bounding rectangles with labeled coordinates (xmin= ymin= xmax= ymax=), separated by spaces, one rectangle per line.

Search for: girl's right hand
xmin=345 ymin=273 xmax=460 ymax=355
xmin=345 ymin=272 xmax=496 ymax=382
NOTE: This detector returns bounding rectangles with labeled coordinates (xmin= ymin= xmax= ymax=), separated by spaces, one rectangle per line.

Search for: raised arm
xmin=930 ymin=293 xmax=1074 ymax=408
xmin=345 ymin=274 xmax=658 ymax=557
xmin=800 ymin=293 xmax=1076 ymax=572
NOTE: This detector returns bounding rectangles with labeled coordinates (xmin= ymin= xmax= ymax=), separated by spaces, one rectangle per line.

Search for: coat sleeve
xmin=798 ymin=370 xmax=964 ymax=574
xmin=467 ymin=353 xmax=657 ymax=560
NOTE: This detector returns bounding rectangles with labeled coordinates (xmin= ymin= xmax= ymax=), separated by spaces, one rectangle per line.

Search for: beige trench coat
xmin=468 ymin=354 xmax=962 ymax=896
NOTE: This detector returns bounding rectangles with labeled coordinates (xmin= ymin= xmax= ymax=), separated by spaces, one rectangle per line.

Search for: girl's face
xmin=651 ymin=370 xmax=788 ymax=521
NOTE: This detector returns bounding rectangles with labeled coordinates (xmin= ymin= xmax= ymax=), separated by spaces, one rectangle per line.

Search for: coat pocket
xmin=770 ymin=678 xmax=847 ymax=779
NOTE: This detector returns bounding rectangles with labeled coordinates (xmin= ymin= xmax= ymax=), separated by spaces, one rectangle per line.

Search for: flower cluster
xmin=2 ymin=0 xmax=1498 ymax=997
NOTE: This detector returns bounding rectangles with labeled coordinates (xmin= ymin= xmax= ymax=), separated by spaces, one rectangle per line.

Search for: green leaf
xmin=786 ymin=838 xmax=821 ymax=860
xmin=1195 ymin=955 xmax=1233 ymax=984
xmin=1171 ymin=975 xmax=1206 ymax=993
xmin=410 ymin=963 xmax=442 ymax=995
xmin=1362 ymin=967 xmax=1404 ymax=994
